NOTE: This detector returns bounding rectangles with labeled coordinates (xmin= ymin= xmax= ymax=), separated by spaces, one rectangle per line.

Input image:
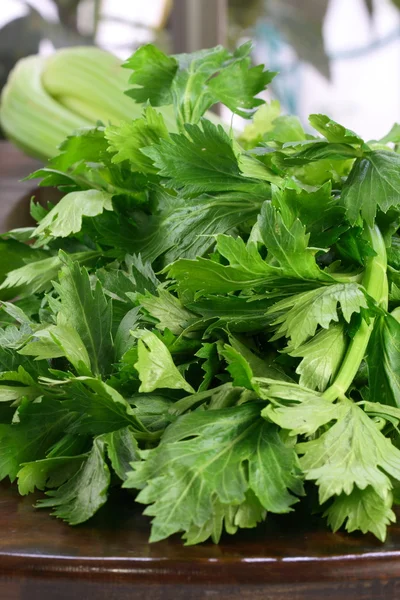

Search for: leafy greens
xmin=2 ymin=42 xmax=400 ymax=544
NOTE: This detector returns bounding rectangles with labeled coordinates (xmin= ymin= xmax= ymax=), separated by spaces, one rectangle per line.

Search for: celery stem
xmin=322 ymin=224 xmax=387 ymax=402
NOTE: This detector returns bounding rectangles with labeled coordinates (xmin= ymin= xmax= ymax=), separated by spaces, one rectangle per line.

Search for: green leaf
xmin=172 ymin=45 xmax=233 ymax=123
xmin=124 ymin=44 xmax=178 ymax=105
xmin=0 ymin=347 xmax=49 ymax=380
xmin=390 ymin=281 xmax=400 ymax=302
xmin=26 ymin=168 xmax=78 ymax=191
xmin=196 ymin=343 xmax=221 ymax=392
xmin=63 ymin=378 xmax=148 ymax=436
xmin=138 ymin=289 xmax=196 ymax=335
xmin=379 ymin=122 xmax=400 ymax=144
xmin=46 ymin=433 xmax=90 ymax=459
xmin=125 ymin=254 xmax=159 ymax=295
xmin=131 ymin=394 xmax=174 ymax=431
xmin=343 ymin=151 xmax=400 ymax=226
xmin=335 ymin=228 xmax=376 ymax=267
xmin=125 ymin=43 xmax=274 ymax=124
xmin=183 ymin=492 xmax=265 ymax=545
xmin=124 ymin=403 xmax=303 ymax=542
xmin=0 ymin=365 xmax=39 ymax=402
xmin=27 ymin=125 xmax=152 ymax=205
xmin=387 ymin=236 xmax=400 ymax=270
xmin=0 ymin=365 xmax=36 ymax=387
xmin=48 ymin=126 xmax=110 ymax=173
xmin=167 ymin=234 xmax=283 ymax=296
xmin=1 ymin=301 xmax=33 ymax=325
xmin=258 ymin=201 xmax=331 ymax=282
xmin=367 ymin=314 xmax=400 ymax=407
xmin=0 ymin=239 xmax=47 ymax=300
xmin=271 ymin=183 xmax=347 ymax=247
xmin=167 ymin=257 xmax=269 ymax=296
xmin=106 ymin=106 xmax=170 ymax=173
xmin=324 ymin=486 xmax=395 ymax=542
xmin=48 ymin=321 xmax=92 ymax=375
xmin=0 ymin=398 xmax=74 ymax=481
xmin=258 ymin=379 xmax=339 ymax=436
xmin=54 ymin=254 xmax=113 ymax=376
xmin=268 ymin=283 xmax=368 ymax=348
xmin=309 ymin=114 xmax=364 ymax=145
xmin=282 ymin=141 xmax=359 ymax=166
xmin=143 ymin=119 xmax=268 ymax=196
xmin=172 ymin=42 xmax=274 ymax=122
xmin=114 ymin=307 xmax=141 ymax=360
xmin=267 ymin=116 xmax=306 ymax=143
xmin=220 ymin=344 xmax=254 ymax=390
xmin=0 ymin=251 xmax=100 ymax=297
xmin=0 ymin=255 xmax=61 ymax=297
xmin=363 ymin=401 xmax=400 ymax=428
xmin=206 ymin=58 xmax=275 ymax=118
xmin=221 ymin=336 xmax=289 ymax=390
xmin=17 ymin=455 xmax=86 ymax=495
xmin=167 ymin=383 xmax=244 ymax=417
xmin=0 ymin=321 xmax=32 ymax=350
xmin=94 ymin=191 xmax=262 ymax=266
xmin=237 ymin=152 xmax=283 ymax=186
xmin=18 ymin=331 xmax=64 ymax=361
xmin=20 ymin=316 xmax=92 ymax=376
xmin=101 ymin=427 xmax=139 ymax=481
xmin=0 ymin=384 xmax=37 ymax=402
xmin=289 ymin=324 xmax=347 ymax=391
xmin=187 ymin=295 xmax=274 ymax=333
xmin=33 ymin=190 xmax=113 ymax=239
xmin=96 ymin=264 xmax=137 ymax=297
xmin=298 ymin=398 xmax=400 ymax=503
xmin=134 ymin=330 xmax=194 ymax=394
xmin=239 ymin=101 xmax=282 ymax=148
xmin=36 ymin=438 xmax=111 ymax=525
xmin=158 ymin=193 xmax=262 ymax=265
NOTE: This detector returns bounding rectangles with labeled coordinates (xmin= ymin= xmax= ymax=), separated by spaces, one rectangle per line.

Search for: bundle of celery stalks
xmin=1 ymin=43 xmax=400 ymax=545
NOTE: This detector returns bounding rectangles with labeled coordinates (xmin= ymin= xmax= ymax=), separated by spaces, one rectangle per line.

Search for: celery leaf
xmin=367 ymin=313 xmax=400 ymax=407
xmin=36 ymin=437 xmax=110 ymax=525
xmin=298 ymin=398 xmax=400 ymax=503
xmin=124 ymin=403 xmax=303 ymax=542
xmin=324 ymin=486 xmax=395 ymax=542
xmin=268 ymin=283 xmax=368 ymax=348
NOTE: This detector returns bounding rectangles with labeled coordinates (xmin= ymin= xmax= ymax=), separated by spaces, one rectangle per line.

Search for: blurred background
xmin=1 ymin=0 xmax=400 ymax=139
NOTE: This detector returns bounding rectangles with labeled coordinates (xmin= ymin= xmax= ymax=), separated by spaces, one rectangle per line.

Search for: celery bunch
xmin=3 ymin=42 xmax=400 ymax=545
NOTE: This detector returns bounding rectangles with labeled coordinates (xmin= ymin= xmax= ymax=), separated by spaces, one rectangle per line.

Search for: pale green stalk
xmin=0 ymin=47 xmax=177 ymax=161
xmin=323 ymin=225 xmax=388 ymax=402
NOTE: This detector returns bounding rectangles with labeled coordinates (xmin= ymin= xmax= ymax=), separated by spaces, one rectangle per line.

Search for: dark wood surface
xmin=1 ymin=481 xmax=400 ymax=600
xmin=0 ymin=142 xmax=60 ymax=232
xmin=1 ymin=141 xmax=400 ymax=599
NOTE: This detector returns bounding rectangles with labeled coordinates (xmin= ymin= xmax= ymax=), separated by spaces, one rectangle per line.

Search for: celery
xmin=0 ymin=47 xmax=176 ymax=160
xmin=0 ymin=56 xmax=90 ymax=160
xmin=323 ymin=225 xmax=388 ymax=402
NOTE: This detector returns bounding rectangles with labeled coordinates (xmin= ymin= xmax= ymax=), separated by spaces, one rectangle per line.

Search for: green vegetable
xmin=0 ymin=47 xmax=177 ymax=160
xmin=2 ymin=42 xmax=400 ymax=544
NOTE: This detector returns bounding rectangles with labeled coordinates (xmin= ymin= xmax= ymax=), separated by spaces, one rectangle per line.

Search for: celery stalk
xmin=0 ymin=47 xmax=177 ymax=160
xmin=0 ymin=55 xmax=91 ymax=160
xmin=322 ymin=225 xmax=388 ymax=402
xmin=41 ymin=47 xmax=176 ymax=130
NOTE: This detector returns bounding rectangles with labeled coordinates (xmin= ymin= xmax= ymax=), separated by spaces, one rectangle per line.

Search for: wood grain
xmin=1 ymin=141 xmax=400 ymax=599
xmin=0 ymin=482 xmax=400 ymax=599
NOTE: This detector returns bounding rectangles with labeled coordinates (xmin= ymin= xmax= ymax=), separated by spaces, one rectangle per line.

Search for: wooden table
xmin=1 ymin=142 xmax=400 ymax=599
